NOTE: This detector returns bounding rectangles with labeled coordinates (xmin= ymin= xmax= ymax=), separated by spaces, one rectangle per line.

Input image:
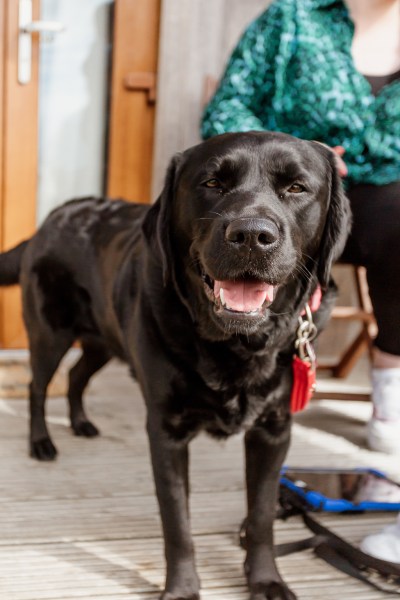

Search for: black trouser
xmin=341 ymin=180 xmax=400 ymax=356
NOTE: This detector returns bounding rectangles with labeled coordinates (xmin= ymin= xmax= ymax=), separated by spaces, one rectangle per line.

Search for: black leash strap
xmin=239 ymin=488 xmax=400 ymax=594
xmin=274 ymin=492 xmax=400 ymax=596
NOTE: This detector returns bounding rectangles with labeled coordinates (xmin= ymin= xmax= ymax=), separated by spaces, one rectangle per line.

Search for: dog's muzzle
xmin=200 ymin=217 xmax=280 ymax=317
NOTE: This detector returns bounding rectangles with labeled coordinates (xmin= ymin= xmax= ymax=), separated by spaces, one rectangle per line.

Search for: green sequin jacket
xmin=201 ymin=0 xmax=400 ymax=186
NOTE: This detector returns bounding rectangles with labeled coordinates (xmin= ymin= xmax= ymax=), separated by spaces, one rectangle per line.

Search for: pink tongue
xmin=214 ymin=280 xmax=275 ymax=312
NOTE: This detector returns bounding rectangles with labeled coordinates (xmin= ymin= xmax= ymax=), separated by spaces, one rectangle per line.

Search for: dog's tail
xmin=0 ymin=240 xmax=29 ymax=286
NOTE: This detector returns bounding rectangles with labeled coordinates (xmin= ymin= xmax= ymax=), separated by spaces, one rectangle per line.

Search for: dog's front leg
xmin=147 ymin=414 xmax=200 ymax=600
xmin=244 ymin=419 xmax=297 ymax=600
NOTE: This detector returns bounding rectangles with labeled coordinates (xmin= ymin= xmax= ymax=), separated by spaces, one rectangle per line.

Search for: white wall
xmin=37 ymin=0 xmax=112 ymax=223
xmin=152 ymin=0 xmax=268 ymax=198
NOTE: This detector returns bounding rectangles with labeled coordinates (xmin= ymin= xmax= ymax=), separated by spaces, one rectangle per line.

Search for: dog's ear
xmin=142 ymin=153 xmax=182 ymax=285
xmin=316 ymin=150 xmax=352 ymax=289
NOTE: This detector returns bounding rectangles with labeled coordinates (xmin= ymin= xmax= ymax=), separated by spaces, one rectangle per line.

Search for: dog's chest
xmin=165 ymin=352 xmax=289 ymax=440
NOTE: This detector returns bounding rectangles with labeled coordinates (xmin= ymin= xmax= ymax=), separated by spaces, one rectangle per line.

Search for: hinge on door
xmin=124 ymin=72 xmax=157 ymax=104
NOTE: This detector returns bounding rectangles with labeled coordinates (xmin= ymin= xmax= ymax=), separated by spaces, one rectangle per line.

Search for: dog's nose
xmin=225 ymin=218 xmax=279 ymax=248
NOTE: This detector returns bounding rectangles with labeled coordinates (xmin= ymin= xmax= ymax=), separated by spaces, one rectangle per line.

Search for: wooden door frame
xmin=0 ymin=2 xmax=4 ymax=251
xmin=107 ymin=0 xmax=160 ymax=204
xmin=0 ymin=0 xmax=39 ymax=348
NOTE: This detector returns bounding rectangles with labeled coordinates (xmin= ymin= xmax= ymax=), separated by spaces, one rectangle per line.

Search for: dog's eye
xmin=288 ymin=183 xmax=305 ymax=193
xmin=204 ymin=178 xmax=221 ymax=189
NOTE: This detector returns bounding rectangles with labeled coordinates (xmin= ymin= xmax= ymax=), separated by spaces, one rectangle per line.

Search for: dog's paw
xmin=250 ymin=581 xmax=297 ymax=600
xmin=30 ymin=437 xmax=58 ymax=461
xmin=72 ymin=420 xmax=100 ymax=437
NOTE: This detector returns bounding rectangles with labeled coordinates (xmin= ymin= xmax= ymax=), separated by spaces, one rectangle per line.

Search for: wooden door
xmin=0 ymin=0 xmax=160 ymax=348
xmin=0 ymin=0 xmax=39 ymax=349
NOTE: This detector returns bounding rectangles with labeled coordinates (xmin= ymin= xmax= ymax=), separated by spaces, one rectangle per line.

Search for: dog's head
xmin=143 ymin=132 xmax=351 ymax=338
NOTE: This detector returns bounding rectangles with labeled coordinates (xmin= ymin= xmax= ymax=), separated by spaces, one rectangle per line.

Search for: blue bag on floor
xmin=280 ymin=467 xmax=400 ymax=512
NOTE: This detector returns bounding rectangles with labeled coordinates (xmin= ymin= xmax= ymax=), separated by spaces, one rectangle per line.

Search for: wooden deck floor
xmin=0 ymin=356 xmax=399 ymax=600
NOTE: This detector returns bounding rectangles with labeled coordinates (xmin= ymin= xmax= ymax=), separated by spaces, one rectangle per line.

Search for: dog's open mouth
xmin=202 ymin=272 xmax=276 ymax=316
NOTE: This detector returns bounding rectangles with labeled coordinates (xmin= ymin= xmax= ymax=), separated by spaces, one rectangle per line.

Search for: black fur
xmin=0 ymin=240 xmax=28 ymax=285
xmin=0 ymin=132 xmax=350 ymax=600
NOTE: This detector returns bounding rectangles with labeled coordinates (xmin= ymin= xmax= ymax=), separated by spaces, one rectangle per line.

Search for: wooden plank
xmin=0 ymin=533 xmax=393 ymax=599
xmin=152 ymin=0 xmax=268 ymax=196
xmin=0 ymin=361 xmax=398 ymax=599
xmin=107 ymin=0 xmax=161 ymax=203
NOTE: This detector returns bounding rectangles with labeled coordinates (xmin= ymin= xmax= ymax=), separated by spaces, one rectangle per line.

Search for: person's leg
xmin=373 ymin=348 xmax=400 ymax=369
xmin=342 ymin=181 xmax=400 ymax=453
xmin=366 ymin=256 xmax=400 ymax=453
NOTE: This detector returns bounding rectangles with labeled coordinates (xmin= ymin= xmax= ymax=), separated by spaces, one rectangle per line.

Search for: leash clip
xmin=295 ymin=303 xmax=317 ymax=369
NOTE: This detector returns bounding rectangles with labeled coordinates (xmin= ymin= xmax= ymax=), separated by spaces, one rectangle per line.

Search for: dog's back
xmin=19 ymin=197 xmax=147 ymax=354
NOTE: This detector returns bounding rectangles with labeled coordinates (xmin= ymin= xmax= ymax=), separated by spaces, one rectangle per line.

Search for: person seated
xmin=201 ymin=0 xmax=400 ymax=455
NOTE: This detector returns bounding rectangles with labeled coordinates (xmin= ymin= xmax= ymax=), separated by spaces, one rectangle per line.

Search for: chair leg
xmin=354 ymin=266 xmax=377 ymax=361
xmin=315 ymin=265 xmax=377 ymax=399
xmin=332 ymin=330 xmax=369 ymax=378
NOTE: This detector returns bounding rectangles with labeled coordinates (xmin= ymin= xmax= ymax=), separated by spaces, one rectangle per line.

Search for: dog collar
xmin=290 ymin=294 xmax=319 ymax=414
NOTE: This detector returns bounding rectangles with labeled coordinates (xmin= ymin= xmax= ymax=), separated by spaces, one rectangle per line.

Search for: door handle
xmin=18 ymin=0 xmax=64 ymax=85
xmin=124 ymin=72 xmax=157 ymax=104
xmin=21 ymin=21 xmax=65 ymax=35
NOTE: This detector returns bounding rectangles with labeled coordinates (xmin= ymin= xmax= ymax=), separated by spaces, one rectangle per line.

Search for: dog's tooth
xmin=220 ymin=288 xmax=226 ymax=306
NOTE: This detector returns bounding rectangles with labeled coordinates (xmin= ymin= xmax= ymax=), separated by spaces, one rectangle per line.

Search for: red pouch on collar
xmin=290 ymin=355 xmax=316 ymax=413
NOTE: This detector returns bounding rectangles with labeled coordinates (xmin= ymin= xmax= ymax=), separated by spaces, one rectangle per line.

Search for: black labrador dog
xmin=0 ymin=132 xmax=350 ymax=600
